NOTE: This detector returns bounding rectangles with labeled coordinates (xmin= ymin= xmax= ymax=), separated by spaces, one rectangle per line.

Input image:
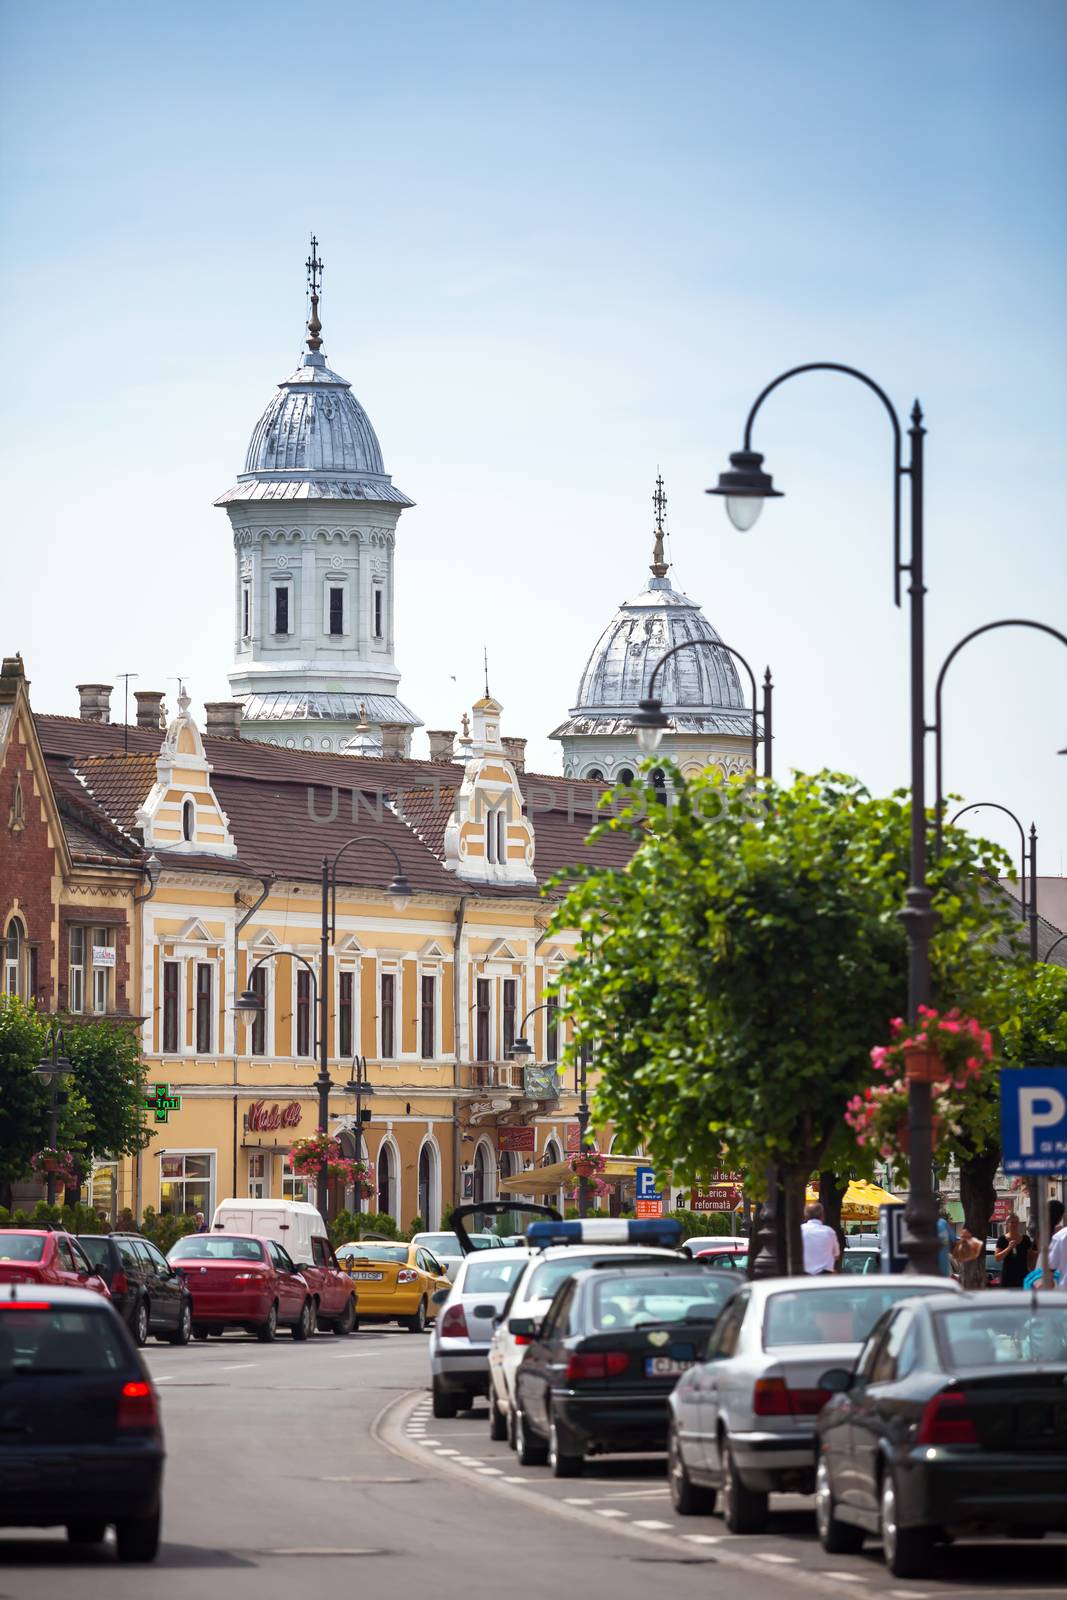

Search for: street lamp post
xmin=235 ymin=947 xmax=324 ymax=1205
xmin=36 ymin=1023 xmax=73 ymax=1208
xmin=509 ymin=1002 xmax=595 ymax=1217
xmin=948 ymin=803 xmax=1030 ymax=934
xmin=932 ymin=618 xmax=1067 ymax=965
xmin=709 ymin=363 xmax=940 ymax=1275
xmin=633 ymin=640 xmax=772 ymax=778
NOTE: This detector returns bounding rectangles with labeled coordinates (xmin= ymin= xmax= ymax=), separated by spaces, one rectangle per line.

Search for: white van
xmin=210 ymin=1199 xmax=358 ymax=1334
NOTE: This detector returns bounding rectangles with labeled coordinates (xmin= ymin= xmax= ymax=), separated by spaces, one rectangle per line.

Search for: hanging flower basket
xmin=30 ymin=1148 xmax=81 ymax=1189
xmin=564 ymin=1149 xmax=611 ymax=1199
xmin=903 ymin=1045 xmax=945 ymax=1084
xmin=870 ymin=1007 xmax=994 ymax=1091
xmin=289 ymin=1136 xmax=369 ymax=1185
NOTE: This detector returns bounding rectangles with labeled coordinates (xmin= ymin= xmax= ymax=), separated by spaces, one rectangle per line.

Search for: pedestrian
xmin=936 ymin=1212 xmax=957 ymax=1277
xmin=995 ymin=1213 xmax=1034 ymax=1288
xmin=1046 ymin=1201 xmax=1067 ymax=1287
xmin=194 ymin=1210 xmax=209 ymax=1234
xmin=801 ymin=1202 xmax=840 ymax=1275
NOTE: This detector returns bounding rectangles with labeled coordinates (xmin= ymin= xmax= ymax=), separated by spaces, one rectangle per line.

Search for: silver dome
xmin=572 ymin=575 xmax=746 ymax=714
xmin=245 ymin=351 xmax=384 ymax=476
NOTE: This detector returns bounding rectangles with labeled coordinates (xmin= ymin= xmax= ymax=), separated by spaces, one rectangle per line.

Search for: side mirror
xmin=819 ymin=1367 xmax=853 ymax=1394
xmin=431 ymin=1288 xmax=450 ymax=1306
xmin=508 ymin=1317 xmax=537 ymax=1338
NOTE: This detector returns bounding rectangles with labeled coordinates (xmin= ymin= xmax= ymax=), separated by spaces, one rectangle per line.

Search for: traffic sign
xmin=635 ymin=1199 xmax=663 ymax=1218
xmin=1000 ymin=1067 xmax=1067 ymax=1175
xmin=879 ymin=1202 xmax=907 ymax=1273
xmin=635 ymin=1166 xmax=662 ymax=1202
xmin=690 ymin=1186 xmax=741 ymax=1213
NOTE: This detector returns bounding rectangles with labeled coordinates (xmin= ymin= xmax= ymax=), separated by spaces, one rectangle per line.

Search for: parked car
xmin=0 ymin=1284 xmax=164 ymax=1560
xmin=210 ymin=1200 xmax=357 ymax=1334
xmin=167 ymin=1233 xmax=313 ymax=1341
xmin=76 ymin=1233 xmax=192 ymax=1346
xmin=513 ymin=1264 xmax=741 ymax=1476
xmin=429 ymin=1247 xmax=529 ymax=1417
xmin=815 ymin=1290 xmax=1067 ymax=1577
xmin=668 ymin=1274 xmax=961 ymax=1531
xmin=335 ymin=1241 xmax=449 ymax=1331
xmin=410 ymin=1230 xmax=502 ymax=1282
xmin=686 ymin=1238 xmax=747 ymax=1259
xmin=0 ymin=1228 xmax=110 ymax=1300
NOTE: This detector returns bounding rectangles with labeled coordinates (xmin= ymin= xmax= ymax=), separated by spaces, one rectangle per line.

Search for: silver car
xmin=411 ymin=1230 xmax=502 ymax=1284
xmin=429 ymin=1247 xmax=529 ymax=1417
xmin=668 ymin=1274 xmax=960 ymax=1532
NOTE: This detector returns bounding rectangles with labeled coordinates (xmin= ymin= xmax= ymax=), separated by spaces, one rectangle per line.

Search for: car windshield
xmin=461 ymin=1259 xmax=526 ymax=1294
xmin=592 ymin=1275 xmax=732 ymax=1329
xmin=764 ymin=1286 xmax=942 ymax=1347
xmin=936 ymin=1306 xmax=1067 ymax=1367
xmin=0 ymin=1235 xmax=46 ymax=1263
xmin=416 ymin=1235 xmax=460 ymax=1257
xmin=340 ymin=1244 xmax=409 ymax=1263
xmin=170 ymin=1236 xmax=264 ymax=1262
xmin=0 ymin=1307 xmax=129 ymax=1374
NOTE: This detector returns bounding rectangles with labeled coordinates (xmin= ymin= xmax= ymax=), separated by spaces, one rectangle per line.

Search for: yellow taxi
xmin=335 ymin=1239 xmax=450 ymax=1332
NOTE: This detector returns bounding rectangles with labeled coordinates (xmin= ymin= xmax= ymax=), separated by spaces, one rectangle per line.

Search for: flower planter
xmin=902 ymin=1045 xmax=945 ymax=1084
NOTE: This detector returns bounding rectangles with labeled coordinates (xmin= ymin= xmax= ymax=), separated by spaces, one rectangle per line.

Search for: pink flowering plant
xmin=565 ymin=1148 xmax=611 ymax=1199
xmin=869 ymin=1005 xmax=994 ymax=1087
xmin=30 ymin=1148 xmax=81 ymax=1188
xmin=289 ymin=1134 xmax=371 ymax=1189
xmin=846 ymin=1007 xmax=996 ymax=1164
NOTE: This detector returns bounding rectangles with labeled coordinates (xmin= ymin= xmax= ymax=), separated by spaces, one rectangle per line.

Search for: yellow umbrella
xmin=805 ymin=1178 xmax=899 ymax=1221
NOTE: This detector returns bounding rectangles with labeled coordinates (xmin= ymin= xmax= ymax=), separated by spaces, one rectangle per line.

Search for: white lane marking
xmin=417 ymin=1438 xmax=441 ymax=1446
xmin=477 ymin=1467 xmax=504 ymax=1475
xmin=563 ymin=1497 xmax=594 ymax=1505
xmin=218 ymin=1362 xmax=256 ymax=1372
xmin=633 ymin=1520 xmax=673 ymax=1531
xmin=434 ymin=1448 xmax=459 ymax=1456
xmin=682 ymin=1534 xmax=722 ymax=1545
xmin=758 ymin=1553 xmax=797 ymax=1564
xmin=595 ymin=1508 xmax=627 ymax=1519
xmin=155 ymin=1375 xmax=175 ymax=1383
xmin=503 ymin=1476 xmax=527 ymax=1484
xmin=824 ymin=1577 xmax=865 ymax=1585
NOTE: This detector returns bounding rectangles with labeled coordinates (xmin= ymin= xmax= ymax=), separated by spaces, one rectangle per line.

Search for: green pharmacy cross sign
xmin=146 ymin=1082 xmax=182 ymax=1124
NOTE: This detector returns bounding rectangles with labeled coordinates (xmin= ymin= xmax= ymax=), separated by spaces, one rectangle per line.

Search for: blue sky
xmin=2 ymin=0 xmax=1065 ymax=874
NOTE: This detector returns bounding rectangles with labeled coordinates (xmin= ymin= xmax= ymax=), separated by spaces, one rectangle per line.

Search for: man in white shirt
xmin=801 ymin=1202 xmax=841 ymax=1275
xmin=1047 ymin=1223 xmax=1067 ymax=1285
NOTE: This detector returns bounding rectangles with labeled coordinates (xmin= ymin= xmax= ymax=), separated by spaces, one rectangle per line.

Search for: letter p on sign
xmin=1020 ymin=1087 xmax=1067 ymax=1156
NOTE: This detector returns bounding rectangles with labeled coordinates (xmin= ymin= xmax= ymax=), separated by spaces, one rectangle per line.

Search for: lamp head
xmin=509 ymin=1035 xmax=533 ymax=1059
xmin=633 ymin=697 xmax=668 ymax=754
xmin=707 ymin=450 xmax=783 ymax=531
xmin=387 ymin=873 xmax=413 ymax=913
xmin=234 ymin=986 xmax=265 ymax=1017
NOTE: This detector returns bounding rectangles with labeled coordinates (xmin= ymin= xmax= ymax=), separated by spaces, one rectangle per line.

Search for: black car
xmin=512 ymin=1264 xmax=740 ymax=1478
xmin=76 ymin=1233 xmax=192 ymax=1347
xmin=0 ymin=1284 xmax=165 ymax=1560
xmin=815 ymin=1289 xmax=1067 ymax=1578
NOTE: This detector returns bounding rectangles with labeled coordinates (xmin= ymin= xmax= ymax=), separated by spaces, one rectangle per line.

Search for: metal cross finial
xmin=651 ymin=471 xmax=669 ymax=579
xmin=305 ymin=234 xmax=324 ymax=352
xmin=483 ymin=646 xmax=490 ymax=699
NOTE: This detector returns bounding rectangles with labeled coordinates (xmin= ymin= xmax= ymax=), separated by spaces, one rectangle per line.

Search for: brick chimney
xmin=77 ymin=683 xmax=112 ymax=723
xmin=379 ymin=723 xmax=409 ymax=759
xmin=502 ymin=736 xmax=527 ymax=773
xmin=427 ymin=729 xmax=456 ymax=762
xmin=203 ymin=701 xmax=243 ymax=739
xmin=134 ymin=690 xmax=165 ymax=730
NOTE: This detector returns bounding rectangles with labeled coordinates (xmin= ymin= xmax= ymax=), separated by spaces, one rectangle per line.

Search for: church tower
xmin=216 ymin=239 xmax=421 ymax=755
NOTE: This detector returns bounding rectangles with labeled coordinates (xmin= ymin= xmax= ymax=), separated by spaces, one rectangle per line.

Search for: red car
xmin=0 ymin=1228 xmax=111 ymax=1298
xmin=167 ymin=1233 xmax=313 ymax=1341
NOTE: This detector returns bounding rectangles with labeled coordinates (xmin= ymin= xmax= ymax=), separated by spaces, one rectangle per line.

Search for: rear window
xmin=461 ymin=1258 xmax=526 ymax=1295
xmin=523 ymin=1254 xmax=669 ymax=1303
xmin=170 ymin=1236 xmax=265 ymax=1262
xmin=76 ymin=1237 xmax=112 ymax=1267
xmin=0 ymin=1235 xmax=46 ymax=1263
xmin=339 ymin=1244 xmax=409 ymax=1264
xmin=0 ymin=1307 xmax=130 ymax=1374
xmin=591 ymin=1275 xmax=733 ymax=1330
xmin=764 ymin=1286 xmax=942 ymax=1348
xmin=936 ymin=1306 xmax=1067 ymax=1367
xmin=415 ymin=1236 xmax=459 ymax=1257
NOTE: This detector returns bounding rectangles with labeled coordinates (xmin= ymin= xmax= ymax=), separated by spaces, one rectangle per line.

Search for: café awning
xmin=807 ymin=1178 xmax=899 ymax=1221
xmin=498 ymin=1156 xmax=643 ymax=1195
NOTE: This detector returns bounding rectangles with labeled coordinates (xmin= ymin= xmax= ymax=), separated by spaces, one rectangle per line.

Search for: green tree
xmin=0 ymin=997 xmax=48 ymax=1191
xmin=553 ymin=768 xmax=1020 ymax=1274
xmin=61 ymin=1017 xmax=153 ymax=1166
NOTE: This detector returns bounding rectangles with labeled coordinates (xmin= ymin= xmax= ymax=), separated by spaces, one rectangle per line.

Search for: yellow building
xmin=8 ymin=660 xmax=631 ymax=1231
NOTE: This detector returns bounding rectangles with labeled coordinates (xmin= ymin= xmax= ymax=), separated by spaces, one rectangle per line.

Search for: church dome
xmin=244 ymin=351 xmax=385 ymax=476
xmin=573 ymin=575 xmax=746 ymax=715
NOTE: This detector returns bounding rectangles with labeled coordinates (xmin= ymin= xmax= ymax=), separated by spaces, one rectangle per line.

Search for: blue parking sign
xmin=635 ymin=1166 xmax=662 ymax=1201
xmin=1000 ymin=1067 xmax=1067 ymax=1174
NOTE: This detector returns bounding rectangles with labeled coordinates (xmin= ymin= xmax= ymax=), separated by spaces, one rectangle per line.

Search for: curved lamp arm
xmin=327 ymin=834 xmax=411 ymax=939
xmin=1044 ymin=931 xmax=1067 ymax=965
xmin=739 ymin=362 xmax=905 ymax=607
xmin=645 ymin=638 xmax=760 ymax=774
xmin=948 ymin=802 xmax=1027 ymax=921
xmin=238 ymin=948 xmax=319 ymax=1052
xmin=934 ymin=619 xmax=1067 ymax=850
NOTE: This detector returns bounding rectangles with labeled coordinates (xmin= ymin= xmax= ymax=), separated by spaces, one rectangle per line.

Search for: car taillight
xmin=117 ymin=1380 xmax=158 ymax=1431
xmin=0 ymin=1301 xmax=51 ymax=1312
xmin=752 ymin=1378 xmax=829 ymax=1417
xmin=439 ymin=1303 xmax=469 ymax=1338
xmin=564 ymin=1351 xmax=630 ymax=1381
xmin=916 ymin=1391 xmax=977 ymax=1446
xmin=111 ymin=1271 xmax=129 ymax=1296
xmin=397 ymin=1268 xmax=418 ymax=1284
xmin=232 ymin=1272 xmax=260 ymax=1282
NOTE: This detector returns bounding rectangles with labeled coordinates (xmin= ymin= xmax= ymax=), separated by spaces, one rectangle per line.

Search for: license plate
xmin=350 ymin=1271 xmax=384 ymax=1281
xmin=645 ymin=1356 xmax=693 ymax=1377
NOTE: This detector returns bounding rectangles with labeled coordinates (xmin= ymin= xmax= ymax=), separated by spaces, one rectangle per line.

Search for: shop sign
xmin=565 ymin=1123 xmax=581 ymax=1152
xmin=635 ymin=1198 xmax=663 ymax=1218
xmin=690 ymin=1185 xmax=742 ymax=1213
xmin=247 ymin=1100 xmax=302 ymax=1133
xmin=991 ymin=1196 xmax=1014 ymax=1223
xmin=146 ymin=1083 xmax=182 ymax=1124
xmin=498 ymin=1126 xmax=535 ymax=1153
xmin=92 ymin=946 xmax=116 ymax=967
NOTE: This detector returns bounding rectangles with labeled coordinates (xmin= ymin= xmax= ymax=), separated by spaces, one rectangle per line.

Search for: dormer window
xmin=182 ymin=799 xmax=195 ymax=842
xmin=485 ymin=805 xmax=507 ymax=865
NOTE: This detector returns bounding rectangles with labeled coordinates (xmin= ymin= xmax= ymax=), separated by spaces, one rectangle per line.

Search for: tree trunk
xmin=819 ymin=1169 xmax=847 ymax=1263
xmin=959 ymin=1144 xmax=999 ymax=1289
xmin=782 ymin=1166 xmax=808 ymax=1276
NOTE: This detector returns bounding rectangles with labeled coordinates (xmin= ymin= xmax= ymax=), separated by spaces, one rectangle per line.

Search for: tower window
xmin=273 ymin=585 xmax=289 ymax=635
xmin=241 ymin=583 xmax=251 ymax=640
xmin=328 ymin=586 xmax=344 ymax=636
xmin=373 ymin=588 xmax=384 ymax=639
xmin=182 ymin=799 xmax=195 ymax=841
xmin=617 ymin=768 xmax=635 ymax=785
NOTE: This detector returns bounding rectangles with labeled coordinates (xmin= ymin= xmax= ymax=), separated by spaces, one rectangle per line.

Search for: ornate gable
xmin=135 ymin=691 xmax=237 ymax=857
xmin=443 ymin=696 xmax=535 ymax=886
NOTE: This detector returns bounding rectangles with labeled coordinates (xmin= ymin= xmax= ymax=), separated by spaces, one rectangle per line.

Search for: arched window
xmin=650 ymin=768 xmax=667 ymax=796
xmin=472 ymin=1141 xmax=492 ymax=1208
xmin=377 ymin=1141 xmax=398 ymax=1221
xmin=3 ymin=917 xmax=25 ymax=997
xmin=417 ymin=1140 xmax=438 ymax=1229
xmin=181 ymin=799 xmax=195 ymax=842
xmin=586 ymin=768 xmax=604 ymax=782
xmin=616 ymin=768 xmax=634 ymax=786
xmin=542 ymin=1138 xmax=561 ymax=1168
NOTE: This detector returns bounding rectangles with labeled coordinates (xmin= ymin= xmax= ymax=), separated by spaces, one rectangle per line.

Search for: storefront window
xmin=282 ymin=1157 xmax=308 ymax=1202
xmin=88 ymin=1162 xmax=118 ymax=1225
xmin=160 ymin=1153 xmax=213 ymax=1218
